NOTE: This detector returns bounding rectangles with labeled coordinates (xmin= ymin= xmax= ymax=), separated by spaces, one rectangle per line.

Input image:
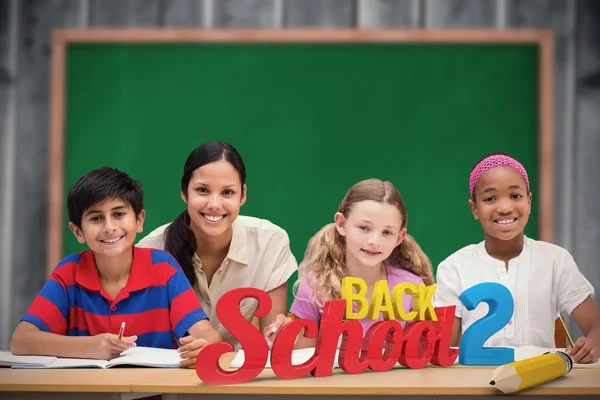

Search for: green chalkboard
xmin=63 ymin=42 xmax=540 ymax=306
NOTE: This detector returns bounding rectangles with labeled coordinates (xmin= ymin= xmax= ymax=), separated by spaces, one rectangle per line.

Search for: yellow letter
xmin=341 ymin=277 xmax=368 ymax=319
xmin=367 ymin=280 xmax=396 ymax=320
xmin=412 ymin=284 xmax=438 ymax=321
xmin=391 ymin=282 xmax=418 ymax=321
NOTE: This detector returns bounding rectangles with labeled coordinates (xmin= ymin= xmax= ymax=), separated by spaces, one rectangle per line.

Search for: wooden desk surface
xmin=0 ymin=368 xmax=182 ymax=393
xmin=1 ymin=367 xmax=598 ymax=395
xmin=130 ymin=367 xmax=600 ymax=395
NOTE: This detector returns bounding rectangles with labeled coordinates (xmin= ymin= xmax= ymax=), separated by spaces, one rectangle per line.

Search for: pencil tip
xmin=489 ymin=380 xmax=495 ymax=385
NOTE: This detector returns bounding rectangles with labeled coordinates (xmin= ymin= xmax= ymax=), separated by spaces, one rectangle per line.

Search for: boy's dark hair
xmin=67 ymin=167 xmax=144 ymax=228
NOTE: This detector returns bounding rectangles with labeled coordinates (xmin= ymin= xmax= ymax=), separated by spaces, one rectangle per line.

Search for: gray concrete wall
xmin=0 ymin=0 xmax=598 ymax=348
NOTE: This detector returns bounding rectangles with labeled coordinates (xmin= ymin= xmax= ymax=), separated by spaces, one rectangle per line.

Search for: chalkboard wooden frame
xmin=48 ymin=29 xmax=554 ymax=274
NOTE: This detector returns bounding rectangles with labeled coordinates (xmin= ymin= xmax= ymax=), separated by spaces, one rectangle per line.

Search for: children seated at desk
xmin=10 ymin=167 xmax=220 ymax=367
xmin=434 ymin=152 xmax=600 ymax=364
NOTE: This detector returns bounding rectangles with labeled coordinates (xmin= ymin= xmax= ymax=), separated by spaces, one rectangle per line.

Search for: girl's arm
xmin=262 ymin=282 xmax=316 ymax=348
xmin=294 ymin=329 xmax=317 ymax=349
xmin=256 ymin=228 xmax=298 ymax=333
xmin=433 ymin=261 xmax=464 ymax=346
xmin=555 ymin=251 xmax=599 ymax=363
xmin=568 ymin=296 xmax=600 ymax=363
xmin=451 ymin=316 xmax=462 ymax=347
xmin=262 ymin=283 xmax=314 ymax=349
xmin=263 ymin=313 xmax=317 ymax=349
xmin=10 ymin=321 xmax=136 ymax=360
xmin=264 ymin=279 xmax=322 ymax=349
xmin=259 ymin=282 xmax=289 ymax=333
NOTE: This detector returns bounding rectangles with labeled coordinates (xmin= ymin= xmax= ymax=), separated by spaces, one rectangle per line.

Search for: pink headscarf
xmin=469 ymin=154 xmax=530 ymax=197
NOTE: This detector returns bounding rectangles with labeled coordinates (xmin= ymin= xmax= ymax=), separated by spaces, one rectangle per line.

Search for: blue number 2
xmin=458 ymin=282 xmax=515 ymax=365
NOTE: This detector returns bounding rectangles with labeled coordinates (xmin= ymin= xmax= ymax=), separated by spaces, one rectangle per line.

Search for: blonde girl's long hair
xmin=296 ymin=179 xmax=434 ymax=306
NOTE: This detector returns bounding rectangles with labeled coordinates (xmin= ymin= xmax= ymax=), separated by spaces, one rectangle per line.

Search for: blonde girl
xmin=265 ymin=179 xmax=434 ymax=348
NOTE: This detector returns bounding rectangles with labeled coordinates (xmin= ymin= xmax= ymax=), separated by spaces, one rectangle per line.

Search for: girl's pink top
xmin=290 ymin=263 xmax=424 ymax=333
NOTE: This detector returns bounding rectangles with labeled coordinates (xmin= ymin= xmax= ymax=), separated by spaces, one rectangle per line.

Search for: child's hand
xmin=89 ymin=333 xmax=137 ymax=360
xmin=178 ymin=336 xmax=208 ymax=368
xmin=264 ymin=314 xmax=293 ymax=348
xmin=566 ymin=337 xmax=599 ymax=363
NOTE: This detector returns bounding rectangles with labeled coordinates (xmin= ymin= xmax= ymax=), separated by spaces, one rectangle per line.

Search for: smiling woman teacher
xmin=137 ymin=141 xmax=298 ymax=349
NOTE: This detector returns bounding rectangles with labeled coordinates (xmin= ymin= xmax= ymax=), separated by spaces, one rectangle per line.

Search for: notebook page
xmin=107 ymin=346 xmax=182 ymax=368
xmin=230 ymin=348 xmax=338 ymax=369
xmin=11 ymin=357 xmax=108 ymax=369
xmin=0 ymin=352 xmax=57 ymax=367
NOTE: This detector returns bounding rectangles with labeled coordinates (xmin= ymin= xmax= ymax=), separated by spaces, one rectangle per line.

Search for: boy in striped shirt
xmin=11 ymin=167 xmax=221 ymax=367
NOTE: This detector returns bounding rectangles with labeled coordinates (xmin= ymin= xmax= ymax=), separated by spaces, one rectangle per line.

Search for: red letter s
xmin=196 ymin=288 xmax=271 ymax=385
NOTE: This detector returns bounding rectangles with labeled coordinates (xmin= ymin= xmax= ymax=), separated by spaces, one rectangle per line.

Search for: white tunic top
xmin=434 ymin=236 xmax=594 ymax=348
xmin=137 ymin=215 xmax=298 ymax=349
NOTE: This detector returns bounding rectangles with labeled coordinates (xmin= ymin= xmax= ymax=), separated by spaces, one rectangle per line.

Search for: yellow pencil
xmin=558 ymin=314 xmax=575 ymax=348
xmin=489 ymin=351 xmax=573 ymax=394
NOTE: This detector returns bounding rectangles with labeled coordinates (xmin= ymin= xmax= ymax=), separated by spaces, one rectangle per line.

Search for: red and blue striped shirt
xmin=22 ymin=246 xmax=208 ymax=349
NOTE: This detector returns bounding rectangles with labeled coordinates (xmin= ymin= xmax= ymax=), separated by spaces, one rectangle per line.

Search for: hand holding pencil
xmin=566 ymin=336 xmax=599 ymax=363
xmin=87 ymin=332 xmax=138 ymax=360
xmin=559 ymin=314 xmax=599 ymax=363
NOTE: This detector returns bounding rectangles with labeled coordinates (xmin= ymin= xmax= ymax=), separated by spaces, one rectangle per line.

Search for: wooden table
xmin=0 ymin=367 xmax=170 ymax=399
xmin=1 ymin=366 xmax=598 ymax=400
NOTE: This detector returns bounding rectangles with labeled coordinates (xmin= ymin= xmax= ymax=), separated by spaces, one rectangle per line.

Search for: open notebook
xmin=229 ymin=346 xmax=600 ymax=369
xmin=0 ymin=346 xmax=182 ymax=369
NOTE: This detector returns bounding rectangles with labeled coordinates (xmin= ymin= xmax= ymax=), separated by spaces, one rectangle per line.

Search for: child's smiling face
xmin=335 ymin=200 xmax=406 ymax=270
xmin=70 ymin=197 xmax=145 ymax=259
xmin=468 ymin=166 xmax=532 ymax=242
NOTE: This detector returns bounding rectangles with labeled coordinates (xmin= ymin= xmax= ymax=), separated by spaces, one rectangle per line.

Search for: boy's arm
xmin=10 ymin=272 xmax=79 ymax=357
xmin=187 ymin=319 xmax=222 ymax=344
xmin=176 ymin=316 xmax=222 ymax=368
xmin=165 ymin=257 xmax=222 ymax=367
xmin=10 ymin=321 xmax=136 ymax=360
xmin=12 ymin=267 xmax=137 ymax=360
xmin=11 ymin=321 xmax=92 ymax=357
xmin=167 ymin=264 xmax=218 ymax=343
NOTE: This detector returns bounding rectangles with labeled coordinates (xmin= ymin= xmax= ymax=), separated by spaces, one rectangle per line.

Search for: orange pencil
xmin=118 ymin=321 xmax=126 ymax=339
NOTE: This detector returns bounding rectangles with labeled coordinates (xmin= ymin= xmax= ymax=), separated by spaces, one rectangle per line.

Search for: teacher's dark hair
xmin=165 ymin=141 xmax=246 ymax=287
